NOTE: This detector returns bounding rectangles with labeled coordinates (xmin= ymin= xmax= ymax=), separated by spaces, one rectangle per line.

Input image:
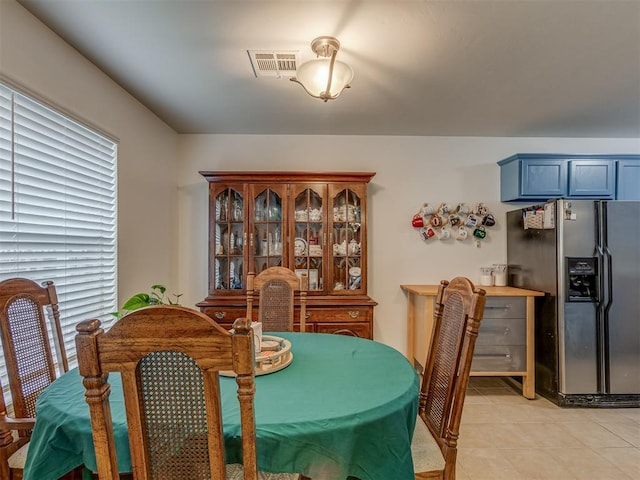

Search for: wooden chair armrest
xmin=0 ymin=416 xmax=36 ymax=430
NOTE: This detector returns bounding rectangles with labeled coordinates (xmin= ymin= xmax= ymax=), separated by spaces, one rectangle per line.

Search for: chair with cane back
xmin=0 ymin=278 xmax=68 ymax=480
xmin=411 ymin=277 xmax=486 ymax=480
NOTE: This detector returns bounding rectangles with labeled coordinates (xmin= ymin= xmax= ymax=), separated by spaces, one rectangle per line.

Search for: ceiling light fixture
xmin=290 ymin=36 xmax=354 ymax=102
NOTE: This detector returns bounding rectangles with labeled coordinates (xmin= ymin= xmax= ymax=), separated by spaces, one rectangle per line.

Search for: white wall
xmin=4 ymin=0 xmax=640 ymax=354
xmin=177 ymin=135 xmax=640 ymax=353
xmin=0 ymin=0 xmax=181 ymax=301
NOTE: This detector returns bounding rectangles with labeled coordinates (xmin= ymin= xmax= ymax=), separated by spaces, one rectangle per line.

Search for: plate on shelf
xmin=294 ymin=237 xmax=307 ymax=256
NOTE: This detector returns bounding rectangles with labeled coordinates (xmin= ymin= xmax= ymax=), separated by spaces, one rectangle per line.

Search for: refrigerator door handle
xmin=603 ymin=246 xmax=614 ymax=317
xmin=595 ymin=245 xmax=606 ymax=308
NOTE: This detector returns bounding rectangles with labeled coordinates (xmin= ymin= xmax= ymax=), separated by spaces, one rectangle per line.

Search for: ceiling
xmin=17 ymin=0 xmax=640 ymax=137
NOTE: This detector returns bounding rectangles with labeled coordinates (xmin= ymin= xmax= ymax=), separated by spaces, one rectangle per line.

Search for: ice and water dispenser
xmin=566 ymin=257 xmax=598 ymax=302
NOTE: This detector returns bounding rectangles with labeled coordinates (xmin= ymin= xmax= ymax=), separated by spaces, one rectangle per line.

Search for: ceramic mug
xmin=456 ymin=203 xmax=471 ymax=215
xmin=430 ymin=214 xmax=444 ymax=228
xmin=448 ymin=214 xmax=462 ymax=227
xmin=475 ymin=203 xmax=488 ymax=216
xmin=482 ymin=213 xmax=496 ymax=227
xmin=438 ymin=226 xmax=451 ymax=240
xmin=438 ymin=203 xmax=450 ymax=216
xmin=420 ymin=225 xmax=437 ymax=240
xmin=456 ymin=226 xmax=468 ymax=240
xmin=464 ymin=214 xmax=479 ymax=228
xmin=421 ymin=203 xmax=436 ymax=216
xmin=473 ymin=225 xmax=487 ymax=239
xmin=412 ymin=213 xmax=424 ymax=228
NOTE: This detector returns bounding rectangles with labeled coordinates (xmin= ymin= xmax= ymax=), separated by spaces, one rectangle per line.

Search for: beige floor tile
xmin=461 ymin=403 xmax=511 ymax=424
xmin=507 ymin=422 xmax=585 ymax=447
xmin=456 ymin=448 xmax=521 ymax=480
xmin=558 ymin=421 xmax=634 ymax=448
xmin=599 ymin=422 xmax=640 ymax=447
xmin=453 ymin=461 xmax=473 ymax=480
xmin=452 ymin=378 xmax=640 ymax=479
xmin=583 ymin=407 xmax=640 ymax=424
xmin=464 ymin=387 xmax=495 ymax=405
xmin=547 ymin=446 xmax=635 ymax=480
xmin=527 ymin=403 xmax=591 ymax=423
xmin=458 ymin=423 xmax=536 ymax=448
xmin=596 ymin=447 xmax=640 ymax=478
xmin=501 ymin=447 xmax=577 ymax=479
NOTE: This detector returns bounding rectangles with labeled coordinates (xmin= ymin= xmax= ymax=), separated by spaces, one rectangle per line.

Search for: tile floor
xmin=455 ymin=377 xmax=640 ymax=480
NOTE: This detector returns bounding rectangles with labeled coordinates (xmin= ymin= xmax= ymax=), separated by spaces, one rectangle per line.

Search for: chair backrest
xmin=0 ymin=277 xmax=68 ymax=478
xmin=75 ymin=306 xmax=258 ymax=480
xmin=419 ymin=277 xmax=486 ymax=479
xmin=246 ymin=266 xmax=308 ymax=332
xmin=0 ymin=277 xmax=68 ymax=420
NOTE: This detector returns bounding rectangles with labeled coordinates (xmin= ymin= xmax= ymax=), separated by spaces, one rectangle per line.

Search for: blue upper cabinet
xmin=568 ymin=159 xmax=615 ymax=198
xmin=521 ymin=158 xmax=567 ymax=197
xmin=617 ymin=160 xmax=640 ymax=200
xmin=498 ymin=154 xmax=639 ymax=202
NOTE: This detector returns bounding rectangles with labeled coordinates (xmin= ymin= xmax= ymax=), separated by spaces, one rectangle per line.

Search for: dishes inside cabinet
xmin=294 ymin=237 xmax=308 ymax=256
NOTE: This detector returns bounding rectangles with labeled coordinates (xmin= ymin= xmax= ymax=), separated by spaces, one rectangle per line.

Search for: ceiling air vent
xmin=248 ymin=50 xmax=299 ymax=78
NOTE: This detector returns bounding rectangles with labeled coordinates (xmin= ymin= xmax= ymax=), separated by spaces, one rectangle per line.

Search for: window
xmin=0 ymin=83 xmax=117 ymax=381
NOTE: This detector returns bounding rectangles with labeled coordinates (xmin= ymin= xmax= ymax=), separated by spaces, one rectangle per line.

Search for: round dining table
xmin=24 ymin=332 xmax=419 ymax=480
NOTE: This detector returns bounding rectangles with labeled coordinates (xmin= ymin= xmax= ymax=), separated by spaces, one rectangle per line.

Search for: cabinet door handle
xmin=249 ymin=233 xmax=254 ymax=248
xmin=485 ymin=305 xmax=511 ymax=310
xmin=214 ymin=311 xmax=226 ymax=319
xmin=305 ymin=313 xmax=311 ymax=319
xmin=348 ymin=311 xmax=360 ymax=319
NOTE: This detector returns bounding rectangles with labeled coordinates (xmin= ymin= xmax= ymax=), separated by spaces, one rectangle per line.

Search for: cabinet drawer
xmin=304 ymin=307 xmax=372 ymax=323
xmin=483 ymin=297 xmax=525 ymax=319
xmin=471 ymin=346 xmax=526 ymax=372
xmin=316 ymin=322 xmax=371 ymax=338
xmin=477 ymin=317 xmax=526 ymax=346
xmin=201 ymin=307 xmax=253 ymax=324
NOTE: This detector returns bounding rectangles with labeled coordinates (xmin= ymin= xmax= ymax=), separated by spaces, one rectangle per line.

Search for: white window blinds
xmin=0 ymin=83 xmax=117 ymax=373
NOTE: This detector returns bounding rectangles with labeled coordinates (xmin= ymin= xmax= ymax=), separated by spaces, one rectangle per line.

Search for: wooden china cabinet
xmin=197 ymin=171 xmax=377 ymax=338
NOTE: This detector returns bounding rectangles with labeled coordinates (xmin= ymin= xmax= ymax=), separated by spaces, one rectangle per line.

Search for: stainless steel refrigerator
xmin=507 ymin=199 xmax=640 ymax=407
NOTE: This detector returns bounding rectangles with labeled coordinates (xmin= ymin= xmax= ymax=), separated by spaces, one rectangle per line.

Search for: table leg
xmin=523 ymin=296 xmax=536 ymax=399
xmin=406 ymin=293 xmax=416 ymax=364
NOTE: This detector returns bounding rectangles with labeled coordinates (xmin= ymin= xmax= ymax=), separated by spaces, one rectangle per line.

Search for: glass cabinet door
xmin=330 ymin=185 xmax=365 ymax=293
xmin=213 ymin=186 xmax=245 ymax=291
xmin=252 ymin=186 xmax=285 ymax=274
xmin=292 ymin=185 xmax=326 ymax=292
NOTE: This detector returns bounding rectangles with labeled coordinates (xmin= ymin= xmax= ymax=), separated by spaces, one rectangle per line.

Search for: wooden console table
xmin=401 ymin=284 xmax=544 ymax=399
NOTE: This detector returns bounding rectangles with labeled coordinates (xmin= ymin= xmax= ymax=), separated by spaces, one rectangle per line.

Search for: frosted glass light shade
xmin=293 ymin=58 xmax=354 ymax=101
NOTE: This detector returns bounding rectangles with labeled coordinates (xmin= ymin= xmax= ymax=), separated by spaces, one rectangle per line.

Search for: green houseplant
xmin=112 ymin=284 xmax=182 ymax=318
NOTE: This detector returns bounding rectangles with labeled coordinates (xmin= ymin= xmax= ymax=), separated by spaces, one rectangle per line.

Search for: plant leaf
xmin=122 ymin=293 xmax=151 ymax=311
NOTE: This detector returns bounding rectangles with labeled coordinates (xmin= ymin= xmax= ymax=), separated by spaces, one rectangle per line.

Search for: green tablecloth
xmin=24 ymin=333 xmax=419 ymax=480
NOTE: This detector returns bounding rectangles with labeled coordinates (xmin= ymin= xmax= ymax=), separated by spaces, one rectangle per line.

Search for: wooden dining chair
xmin=246 ymin=267 xmax=308 ymax=332
xmin=75 ymin=306 xmax=300 ymax=480
xmin=0 ymin=278 xmax=69 ymax=480
xmin=411 ymin=277 xmax=486 ymax=480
